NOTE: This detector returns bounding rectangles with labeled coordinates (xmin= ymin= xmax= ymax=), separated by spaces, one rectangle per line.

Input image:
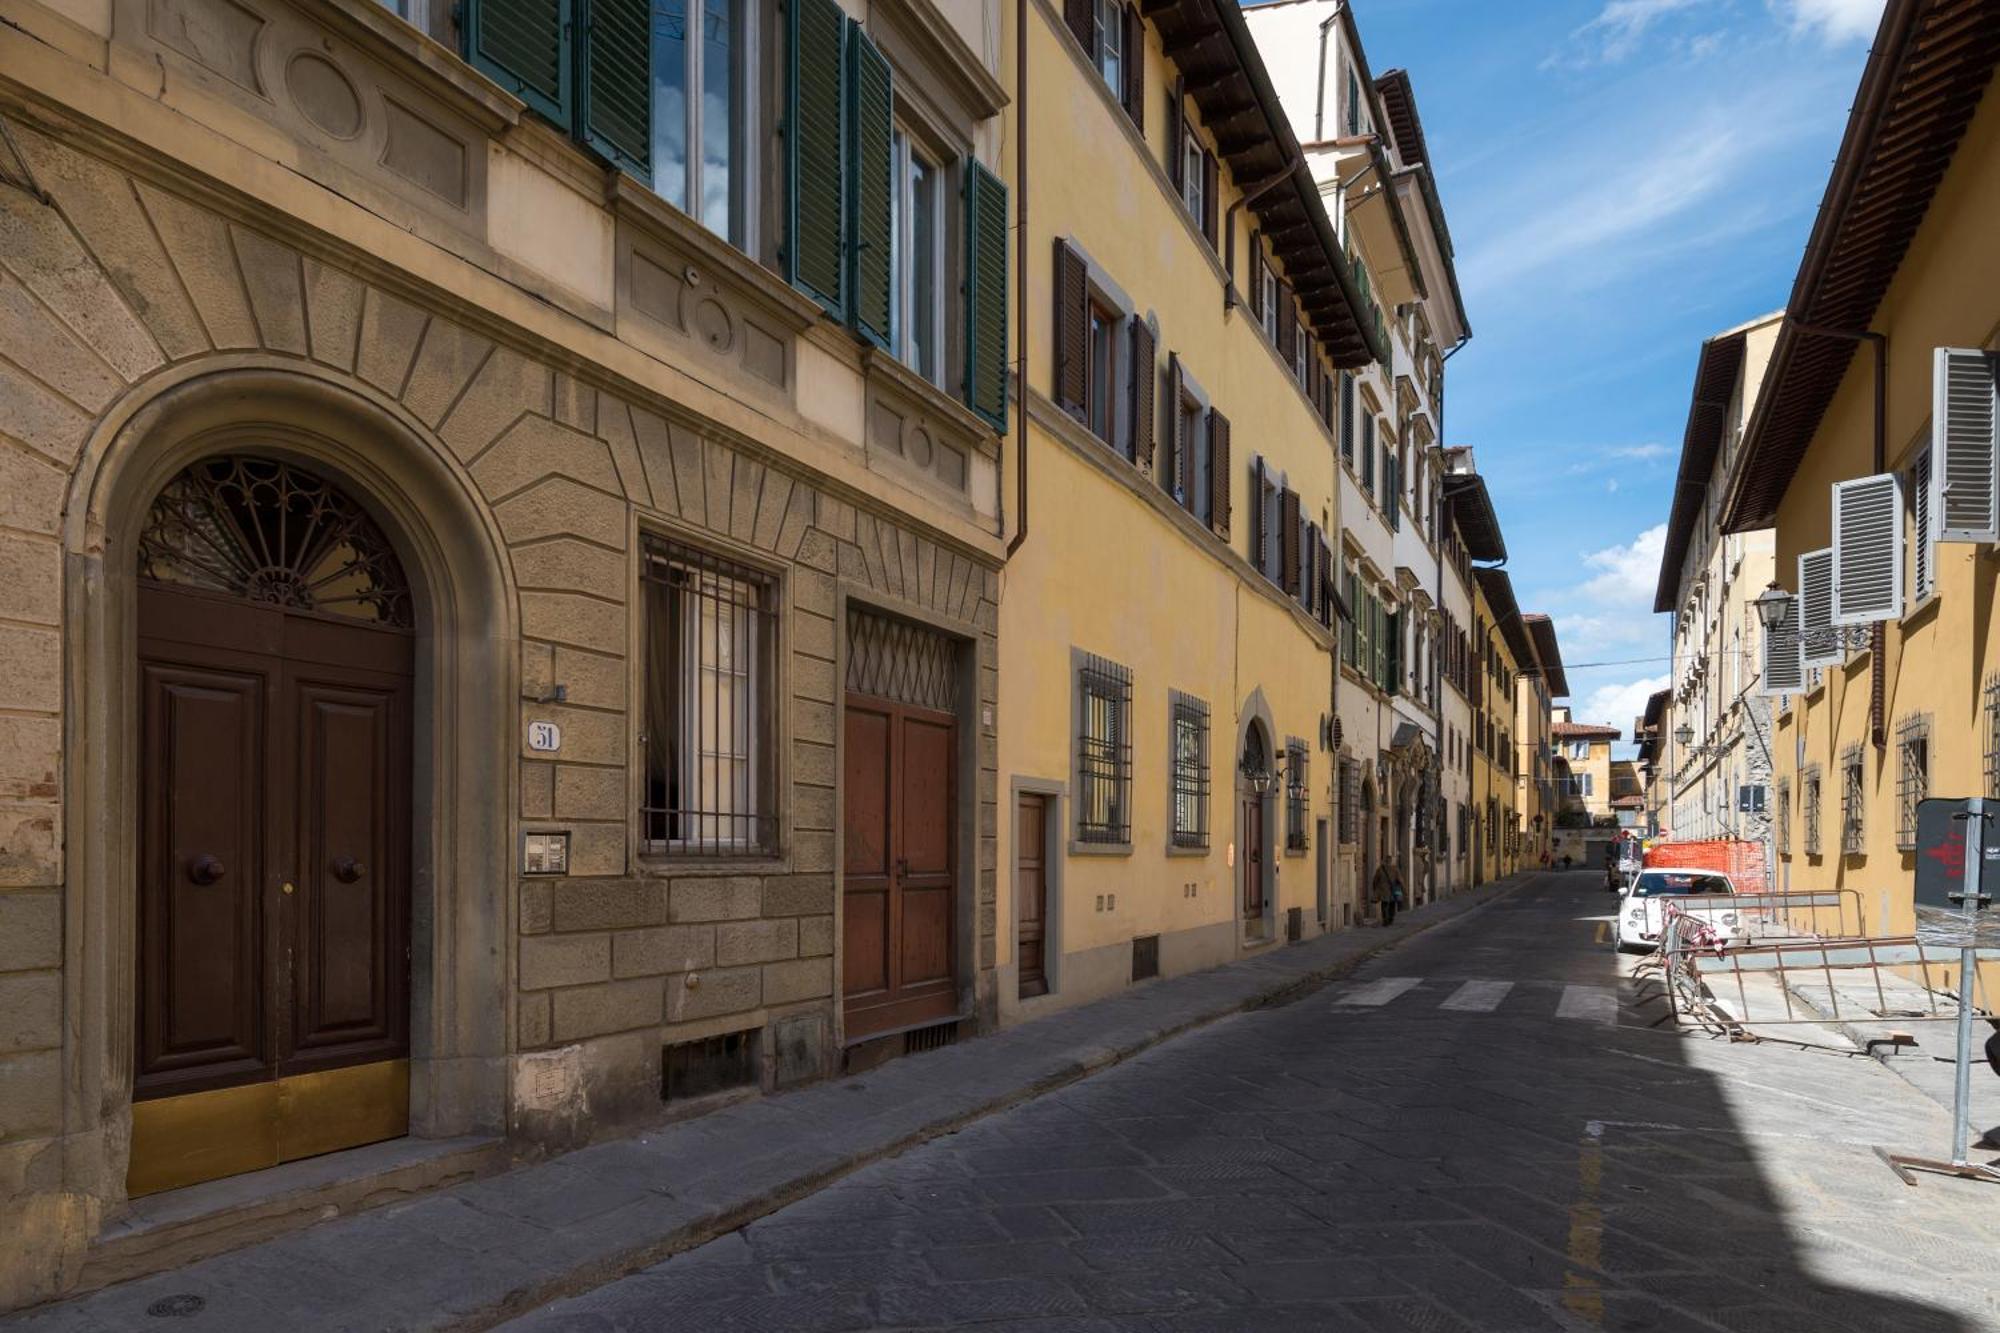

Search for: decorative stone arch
xmin=1233 ymin=689 xmax=1279 ymax=943
xmin=57 ymin=356 xmax=519 ymax=1212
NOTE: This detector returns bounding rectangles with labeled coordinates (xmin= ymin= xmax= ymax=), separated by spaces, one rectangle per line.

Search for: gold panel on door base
xmin=278 ymin=1059 xmax=409 ymax=1162
xmin=126 ymin=1060 xmax=409 ymax=1199
xmin=127 ymin=1082 xmax=281 ymax=1198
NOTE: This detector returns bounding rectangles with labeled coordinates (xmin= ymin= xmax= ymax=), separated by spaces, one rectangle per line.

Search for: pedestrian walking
xmin=1370 ymin=860 xmax=1396 ymax=927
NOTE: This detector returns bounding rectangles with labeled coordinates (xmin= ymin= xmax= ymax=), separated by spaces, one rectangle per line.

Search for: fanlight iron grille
xmin=846 ymin=609 xmax=959 ymax=712
xmin=138 ymin=456 xmax=412 ymax=627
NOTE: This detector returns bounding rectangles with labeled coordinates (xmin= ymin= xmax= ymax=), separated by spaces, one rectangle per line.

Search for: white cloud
xmin=1772 ymin=0 xmax=1883 ymax=44
xmin=1580 ymin=673 xmax=1673 ymax=732
xmin=1574 ymin=523 xmax=1668 ymax=607
xmin=1549 ymin=0 xmax=1712 ymax=66
xmin=1608 ymin=443 xmax=1672 ymax=461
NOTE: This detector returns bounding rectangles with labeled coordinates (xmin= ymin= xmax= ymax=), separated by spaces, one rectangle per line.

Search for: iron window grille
xmin=641 ymin=538 xmax=777 ymax=855
xmin=1169 ymin=693 xmax=1210 ymax=849
xmin=1486 ymin=798 xmax=1498 ymax=851
xmin=1285 ymin=739 xmax=1309 ymax=851
xmin=1840 ymin=744 xmax=1865 ymax=856
xmin=1338 ymin=757 xmax=1359 ymax=844
xmin=1896 ymin=714 xmax=1930 ymax=851
xmin=1985 ymin=674 xmax=2000 ymax=800
xmin=1775 ymin=780 xmax=1791 ymax=855
xmin=1077 ymin=653 xmax=1133 ymax=844
xmin=1803 ymin=764 xmax=1822 ymax=856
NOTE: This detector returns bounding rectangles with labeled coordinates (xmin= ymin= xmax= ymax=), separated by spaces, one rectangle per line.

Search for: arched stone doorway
xmin=60 ymin=362 xmax=517 ymax=1216
xmin=1238 ymin=724 xmax=1271 ymax=934
xmin=127 ymin=456 xmax=418 ymax=1195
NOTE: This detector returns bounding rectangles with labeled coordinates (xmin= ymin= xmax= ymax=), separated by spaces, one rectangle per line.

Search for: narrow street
xmin=512 ymin=871 xmax=1998 ymax=1333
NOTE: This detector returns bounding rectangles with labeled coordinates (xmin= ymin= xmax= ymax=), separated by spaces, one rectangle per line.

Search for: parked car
xmin=1613 ymin=867 xmax=1746 ymax=952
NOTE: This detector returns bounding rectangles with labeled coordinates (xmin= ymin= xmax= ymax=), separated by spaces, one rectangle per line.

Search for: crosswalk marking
xmin=1440 ymin=979 xmax=1513 ymax=1012
xmin=1555 ymin=985 xmax=1619 ymax=1025
xmin=1336 ymin=977 xmax=1424 ymax=1006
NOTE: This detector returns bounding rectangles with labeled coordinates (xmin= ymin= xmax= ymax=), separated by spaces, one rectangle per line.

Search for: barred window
xmin=1338 ymin=757 xmax=1359 ymax=844
xmin=641 ymin=539 xmax=777 ymax=854
xmin=1775 ymin=779 xmax=1791 ymax=855
xmin=1285 ymin=738 xmax=1309 ymax=851
xmin=1985 ymin=674 xmax=2000 ymax=800
xmin=1170 ymin=693 xmax=1210 ymax=849
xmin=1485 ymin=797 xmax=1498 ymax=851
xmin=1840 ymin=744 xmax=1865 ymax=855
xmin=1803 ymin=764 xmax=1822 ymax=856
xmin=1896 ymin=714 xmax=1930 ymax=851
xmin=1077 ymin=654 xmax=1132 ymax=843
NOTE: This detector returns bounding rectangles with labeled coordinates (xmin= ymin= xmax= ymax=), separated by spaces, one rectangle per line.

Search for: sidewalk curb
xmin=467 ymin=874 xmax=1538 ymax=1330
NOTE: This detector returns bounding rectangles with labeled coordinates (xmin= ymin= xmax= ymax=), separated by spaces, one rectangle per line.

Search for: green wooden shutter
xmin=846 ymin=23 xmax=894 ymax=348
xmin=468 ymin=0 xmax=572 ymax=129
xmin=963 ymin=160 xmax=1009 ymax=433
xmin=579 ymin=0 xmax=650 ymax=178
xmin=1386 ymin=609 xmax=1400 ymax=695
xmin=788 ymin=0 xmax=847 ymax=318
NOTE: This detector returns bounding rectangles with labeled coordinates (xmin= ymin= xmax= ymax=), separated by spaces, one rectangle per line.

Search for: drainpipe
xmin=1222 ymin=160 xmax=1299 ymax=315
xmin=1791 ymin=323 xmax=1886 ymax=747
xmin=1006 ymin=0 xmax=1030 ymax=558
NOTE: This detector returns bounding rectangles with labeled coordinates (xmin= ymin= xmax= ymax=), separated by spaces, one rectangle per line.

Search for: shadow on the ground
xmin=513 ymin=871 xmax=1990 ymax=1331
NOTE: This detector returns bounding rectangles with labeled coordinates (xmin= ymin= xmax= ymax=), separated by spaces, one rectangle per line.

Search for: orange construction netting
xmin=1642 ymin=839 xmax=1766 ymax=885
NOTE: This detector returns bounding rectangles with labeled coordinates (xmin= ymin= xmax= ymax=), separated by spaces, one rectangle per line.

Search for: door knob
xmin=188 ymin=854 xmax=225 ymax=885
xmin=333 ymin=856 xmax=368 ymax=884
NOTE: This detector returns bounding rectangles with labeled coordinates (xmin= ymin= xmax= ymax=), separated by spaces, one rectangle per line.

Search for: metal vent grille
xmin=1131 ymin=934 xmax=1160 ymax=982
xmin=663 ymin=1029 xmax=759 ymax=1104
xmin=847 ymin=609 xmax=959 ymax=711
xmin=904 ymin=1020 xmax=960 ymax=1055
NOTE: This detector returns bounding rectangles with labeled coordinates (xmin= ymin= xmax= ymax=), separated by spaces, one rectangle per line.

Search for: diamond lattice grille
xmin=846 ymin=609 xmax=959 ymax=712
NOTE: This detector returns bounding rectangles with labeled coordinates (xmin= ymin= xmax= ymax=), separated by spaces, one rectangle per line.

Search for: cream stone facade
xmin=0 ymin=0 xmax=1012 ymax=1304
xmin=1656 ymin=314 xmax=1782 ymax=860
xmin=1244 ymin=0 xmax=1474 ymax=912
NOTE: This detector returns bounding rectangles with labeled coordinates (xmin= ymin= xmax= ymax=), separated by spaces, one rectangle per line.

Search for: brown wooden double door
xmin=842 ymin=693 xmax=957 ymax=1040
xmin=131 ymin=584 xmax=412 ymax=1195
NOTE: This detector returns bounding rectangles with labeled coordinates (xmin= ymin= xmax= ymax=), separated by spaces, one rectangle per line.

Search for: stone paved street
xmin=510 ymin=871 xmax=2000 ymax=1332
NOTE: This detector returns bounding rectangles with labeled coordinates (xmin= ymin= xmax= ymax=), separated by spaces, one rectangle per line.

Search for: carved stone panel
xmin=117 ymin=0 xmax=488 ymax=224
xmin=621 ymin=229 xmax=800 ymax=396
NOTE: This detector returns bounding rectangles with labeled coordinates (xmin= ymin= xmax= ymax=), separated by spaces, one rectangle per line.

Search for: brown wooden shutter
xmin=1166 ymin=352 xmax=1185 ymax=495
xmin=1201 ymin=149 xmax=1219 ymax=247
xmin=1209 ymin=409 xmax=1231 ymax=539
xmin=1248 ymin=234 xmax=1264 ymax=322
xmin=1281 ymin=488 xmax=1301 ymax=595
xmin=1064 ymin=0 xmax=1092 ymax=55
xmin=1130 ymin=318 xmax=1156 ymax=469
xmin=1276 ymin=284 xmax=1296 ymax=363
xmin=1166 ymin=78 xmax=1185 ymax=190
xmin=1052 ymin=238 xmax=1087 ymax=418
xmin=1122 ymin=5 xmax=1145 ymax=130
xmin=1319 ymin=533 xmax=1335 ymax=624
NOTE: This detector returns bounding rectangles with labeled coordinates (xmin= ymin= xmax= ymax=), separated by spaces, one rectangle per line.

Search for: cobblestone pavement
xmin=511 ymin=871 xmax=2000 ymax=1332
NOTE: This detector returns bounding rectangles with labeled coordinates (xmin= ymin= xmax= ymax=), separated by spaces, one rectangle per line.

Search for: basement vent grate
xmin=663 ymin=1028 xmax=759 ymax=1104
xmin=1131 ymin=933 xmax=1161 ymax=982
xmin=904 ymin=1020 xmax=961 ymax=1055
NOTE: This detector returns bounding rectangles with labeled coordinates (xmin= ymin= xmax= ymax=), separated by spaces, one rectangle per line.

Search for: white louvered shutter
xmin=1758 ymin=593 xmax=1802 ymax=697
xmin=1798 ymin=548 xmax=1842 ymax=668
xmin=1933 ymin=347 xmax=1999 ymax=544
xmin=1831 ymin=473 xmax=1903 ymax=626
xmin=1909 ymin=448 xmax=1934 ymax=603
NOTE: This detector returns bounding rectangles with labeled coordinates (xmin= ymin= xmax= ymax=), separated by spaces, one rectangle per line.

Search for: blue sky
xmin=1349 ymin=0 xmax=1883 ymax=748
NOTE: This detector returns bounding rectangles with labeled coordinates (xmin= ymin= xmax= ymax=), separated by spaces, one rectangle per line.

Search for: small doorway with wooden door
xmin=128 ymin=457 xmax=415 ymax=1197
xmin=1013 ymin=787 xmax=1060 ymax=1001
xmin=841 ymin=609 xmax=964 ymax=1042
xmin=1239 ymin=725 xmax=1270 ymax=937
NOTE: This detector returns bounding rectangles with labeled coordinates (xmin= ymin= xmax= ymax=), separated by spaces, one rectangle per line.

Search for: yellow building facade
xmin=1470 ymin=567 xmax=1529 ymax=882
xmin=995 ymin=0 xmax=1381 ymax=1017
xmin=1721 ymin=4 xmax=1999 ymax=942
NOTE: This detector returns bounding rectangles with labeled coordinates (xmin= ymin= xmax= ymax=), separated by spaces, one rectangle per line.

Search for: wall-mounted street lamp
xmin=1753 ymin=580 xmax=1791 ymax=633
xmin=1240 ymin=750 xmax=1285 ymax=796
xmin=1675 ymin=722 xmax=1696 ymax=747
